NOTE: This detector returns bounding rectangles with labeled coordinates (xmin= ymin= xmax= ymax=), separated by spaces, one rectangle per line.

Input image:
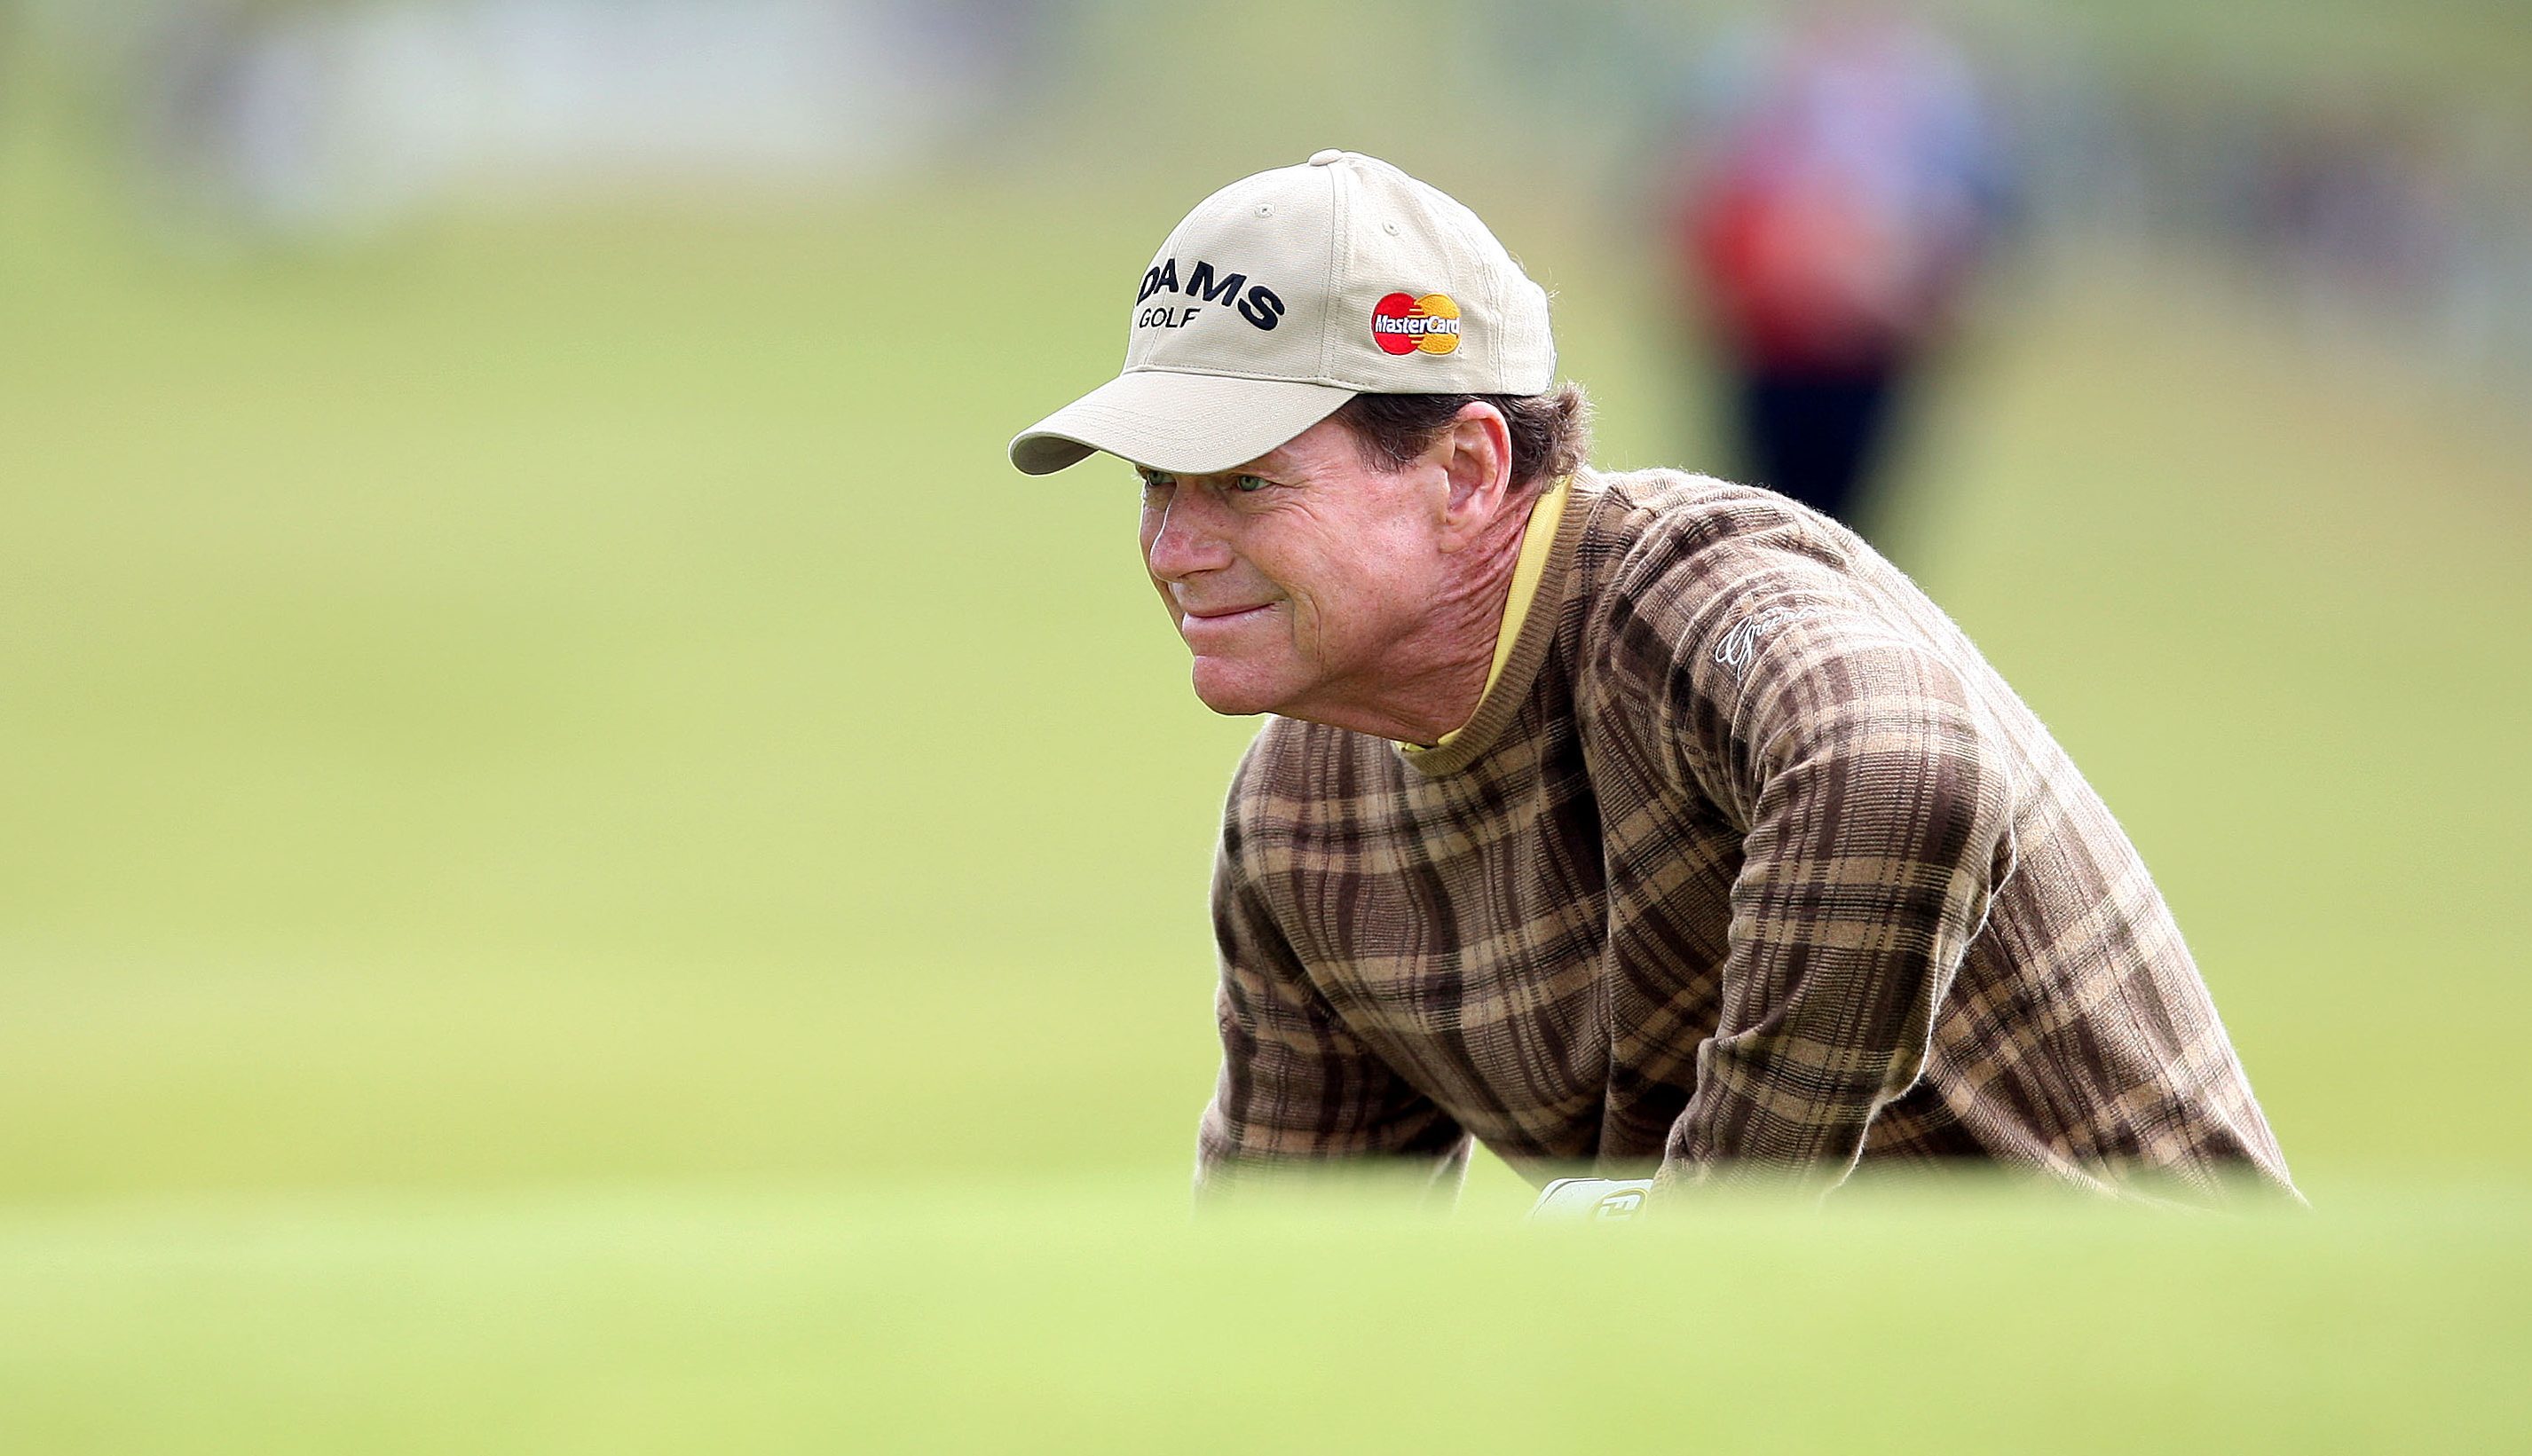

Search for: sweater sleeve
xmin=1194 ymin=769 xmax=1471 ymax=1202
xmin=1649 ymin=560 xmax=2016 ymax=1193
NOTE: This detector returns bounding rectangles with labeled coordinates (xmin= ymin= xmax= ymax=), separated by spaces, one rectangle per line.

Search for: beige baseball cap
xmin=1007 ymin=148 xmax=1555 ymax=476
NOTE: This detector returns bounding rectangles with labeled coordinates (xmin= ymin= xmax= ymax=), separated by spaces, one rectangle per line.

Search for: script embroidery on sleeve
xmin=1712 ymin=605 xmax=1821 ymax=676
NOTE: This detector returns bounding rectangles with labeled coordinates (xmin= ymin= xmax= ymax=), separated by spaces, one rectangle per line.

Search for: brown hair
xmin=1331 ymin=382 xmax=1592 ymax=492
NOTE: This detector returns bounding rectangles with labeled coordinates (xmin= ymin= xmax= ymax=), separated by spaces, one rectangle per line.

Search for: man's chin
xmin=1187 ymin=659 xmax=1290 ymax=719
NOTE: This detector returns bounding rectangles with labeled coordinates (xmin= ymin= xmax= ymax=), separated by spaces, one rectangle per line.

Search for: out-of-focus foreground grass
xmin=3 ymin=16 xmax=2529 ymax=1451
xmin=4 ymin=1182 xmax=2525 ymax=1453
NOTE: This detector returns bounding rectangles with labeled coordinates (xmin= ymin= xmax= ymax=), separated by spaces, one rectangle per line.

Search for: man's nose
xmin=1144 ymin=490 xmax=1231 ymax=580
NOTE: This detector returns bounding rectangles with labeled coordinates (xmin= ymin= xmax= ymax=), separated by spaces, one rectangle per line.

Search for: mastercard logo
xmin=1371 ymin=291 xmax=1462 ymax=356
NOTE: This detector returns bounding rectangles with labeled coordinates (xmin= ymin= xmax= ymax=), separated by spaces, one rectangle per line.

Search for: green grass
xmin=4 ymin=23 xmax=2532 ymax=1445
xmin=4 ymin=1180 xmax=2526 ymax=1453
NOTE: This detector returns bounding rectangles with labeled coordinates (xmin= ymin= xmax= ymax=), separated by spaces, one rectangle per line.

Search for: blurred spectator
xmin=1664 ymin=8 xmax=2011 ymax=532
xmin=2250 ymin=100 xmax=2473 ymax=364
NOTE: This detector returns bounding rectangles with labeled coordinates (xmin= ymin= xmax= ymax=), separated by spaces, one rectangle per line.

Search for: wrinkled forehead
xmin=1243 ymin=413 xmax=1366 ymax=476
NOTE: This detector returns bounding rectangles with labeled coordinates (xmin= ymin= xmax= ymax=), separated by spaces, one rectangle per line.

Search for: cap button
xmin=1306 ymin=148 xmax=1345 ymax=167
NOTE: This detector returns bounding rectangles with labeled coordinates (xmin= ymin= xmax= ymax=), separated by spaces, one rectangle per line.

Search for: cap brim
xmin=1007 ymin=370 xmax=1358 ymax=476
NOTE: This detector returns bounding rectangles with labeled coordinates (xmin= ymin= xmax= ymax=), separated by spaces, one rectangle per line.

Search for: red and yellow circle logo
xmin=1371 ymin=291 xmax=1462 ymax=356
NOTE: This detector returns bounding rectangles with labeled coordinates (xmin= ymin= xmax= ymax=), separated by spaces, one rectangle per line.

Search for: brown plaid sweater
xmin=1195 ymin=468 xmax=2297 ymax=1205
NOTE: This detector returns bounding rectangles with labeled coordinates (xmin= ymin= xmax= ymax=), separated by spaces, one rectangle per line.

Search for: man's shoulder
xmin=1577 ymin=467 xmax=1860 ymax=578
xmin=1568 ymin=467 xmax=1874 ymax=658
xmin=1579 ymin=465 xmax=1776 ymax=522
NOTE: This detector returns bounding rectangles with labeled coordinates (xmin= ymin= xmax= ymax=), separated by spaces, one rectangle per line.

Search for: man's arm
xmin=1195 ymin=793 xmax=1470 ymax=1201
xmin=1654 ymin=573 xmax=2016 ymax=1194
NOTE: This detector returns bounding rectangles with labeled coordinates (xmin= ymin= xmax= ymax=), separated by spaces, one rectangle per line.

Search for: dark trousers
xmin=1734 ymin=368 xmax=1904 ymax=530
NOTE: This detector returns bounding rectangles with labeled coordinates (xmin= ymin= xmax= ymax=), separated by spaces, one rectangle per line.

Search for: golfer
xmin=1009 ymin=150 xmax=2296 ymax=1208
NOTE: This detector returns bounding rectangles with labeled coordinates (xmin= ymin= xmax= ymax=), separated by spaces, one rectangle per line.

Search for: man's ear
xmin=1433 ymin=402 xmax=1514 ymax=554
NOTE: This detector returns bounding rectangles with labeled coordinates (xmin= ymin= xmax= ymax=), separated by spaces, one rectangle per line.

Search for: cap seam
xmin=1489 ymin=245 xmax=1507 ymax=381
xmin=1120 ymin=363 xmax=1363 ymax=389
xmin=1486 ymin=221 xmax=1508 ymax=382
xmin=1321 ymin=159 xmax=1346 ymax=384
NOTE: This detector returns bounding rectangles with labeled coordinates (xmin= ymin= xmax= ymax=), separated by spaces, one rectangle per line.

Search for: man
xmin=1009 ymin=150 xmax=2296 ymax=1209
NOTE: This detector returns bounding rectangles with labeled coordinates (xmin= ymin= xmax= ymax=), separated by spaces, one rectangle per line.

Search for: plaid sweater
xmin=1196 ymin=468 xmax=2296 ymax=1205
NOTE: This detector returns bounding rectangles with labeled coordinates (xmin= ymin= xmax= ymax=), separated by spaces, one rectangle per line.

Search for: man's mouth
xmin=1178 ymin=602 xmax=1276 ymax=634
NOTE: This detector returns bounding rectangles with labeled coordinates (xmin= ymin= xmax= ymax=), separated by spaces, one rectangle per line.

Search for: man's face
xmin=1136 ymin=415 xmax=1451 ymax=725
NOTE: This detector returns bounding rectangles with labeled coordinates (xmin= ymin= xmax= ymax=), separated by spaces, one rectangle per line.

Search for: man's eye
xmin=1140 ymin=472 xmax=1175 ymax=494
xmin=1233 ymin=475 xmax=1270 ymax=493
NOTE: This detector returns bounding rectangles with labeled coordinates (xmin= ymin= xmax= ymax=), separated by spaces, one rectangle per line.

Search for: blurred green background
xmin=3 ymin=1 xmax=2528 ymax=1450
